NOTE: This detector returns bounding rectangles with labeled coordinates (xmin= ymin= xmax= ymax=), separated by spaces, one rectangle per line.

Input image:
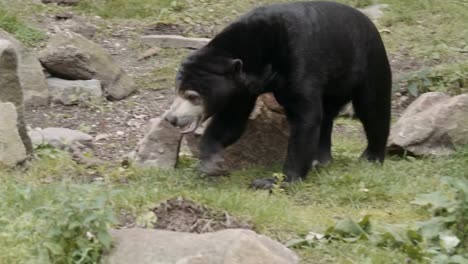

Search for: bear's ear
xmin=231 ymin=59 xmax=243 ymax=75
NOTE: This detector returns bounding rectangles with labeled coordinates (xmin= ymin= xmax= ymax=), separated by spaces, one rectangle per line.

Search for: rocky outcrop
xmin=107 ymin=228 xmax=299 ymax=264
xmin=133 ymin=118 xmax=183 ymax=169
xmin=39 ymin=31 xmax=136 ymax=100
xmin=0 ymin=29 xmax=49 ymax=106
xmin=0 ymin=103 xmax=27 ymax=167
xmin=0 ymin=40 xmax=33 ymax=155
xmin=47 ymin=78 xmax=102 ymax=105
xmin=388 ymin=92 xmax=468 ymax=156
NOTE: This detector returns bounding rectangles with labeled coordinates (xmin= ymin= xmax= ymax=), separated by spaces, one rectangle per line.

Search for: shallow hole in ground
xmin=120 ymin=197 xmax=253 ymax=233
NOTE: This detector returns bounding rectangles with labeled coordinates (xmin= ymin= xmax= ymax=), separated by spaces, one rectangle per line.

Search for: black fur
xmin=175 ymin=1 xmax=392 ymax=188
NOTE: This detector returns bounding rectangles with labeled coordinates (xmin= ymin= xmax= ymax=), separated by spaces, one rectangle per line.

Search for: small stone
xmin=116 ymin=131 xmax=125 ymax=136
xmin=55 ymin=12 xmax=73 ymax=20
xmin=95 ymin=133 xmax=110 ymax=141
xmin=137 ymin=47 xmax=162 ymax=61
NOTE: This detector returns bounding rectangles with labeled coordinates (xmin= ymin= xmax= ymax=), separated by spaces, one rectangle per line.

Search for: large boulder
xmin=184 ymin=93 xmax=289 ymax=170
xmin=388 ymin=92 xmax=468 ymax=156
xmin=0 ymin=40 xmax=33 ymax=155
xmin=0 ymin=103 xmax=27 ymax=167
xmin=107 ymin=228 xmax=299 ymax=264
xmin=39 ymin=31 xmax=136 ymax=100
xmin=0 ymin=29 xmax=49 ymax=106
xmin=133 ymin=118 xmax=183 ymax=169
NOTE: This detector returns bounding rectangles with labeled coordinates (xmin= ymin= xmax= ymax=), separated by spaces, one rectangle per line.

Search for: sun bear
xmin=164 ymin=1 xmax=392 ymax=189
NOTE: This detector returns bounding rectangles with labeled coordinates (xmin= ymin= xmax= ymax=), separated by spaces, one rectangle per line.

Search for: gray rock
xmin=0 ymin=40 xmax=33 ymax=155
xmin=0 ymin=103 xmax=27 ymax=167
xmin=28 ymin=127 xmax=93 ymax=150
xmin=359 ymin=4 xmax=389 ymax=21
xmin=47 ymin=78 xmax=102 ymax=105
xmin=134 ymin=118 xmax=182 ymax=169
xmin=0 ymin=29 xmax=49 ymax=106
xmin=388 ymin=92 xmax=468 ymax=156
xmin=39 ymin=31 xmax=136 ymax=100
xmin=140 ymin=35 xmax=211 ymax=49
xmin=107 ymin=228 xmax=299 ymax=264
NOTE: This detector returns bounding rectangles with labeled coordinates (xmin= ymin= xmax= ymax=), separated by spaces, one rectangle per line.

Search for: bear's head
xmin=164 ymin=47 xmax=245 ymax=133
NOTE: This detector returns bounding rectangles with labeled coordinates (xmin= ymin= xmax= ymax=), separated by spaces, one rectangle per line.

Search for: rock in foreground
xmin=0 ymin=103 xmax=27 ymax=167
xmin=108 ymin=228 xmax=299 ymax=264
xmin=0 ymin=39 xmax=33 ymax=155
xmin=39 ymin=31 xmax=136 ymax=100
xmin=388 ymin=92 xmax=468 ymax=156
xmin=134 ymin=118 xmax=182 ymax=169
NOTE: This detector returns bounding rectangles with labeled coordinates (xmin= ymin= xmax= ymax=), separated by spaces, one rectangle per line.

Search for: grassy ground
xmin=1 ymin=119 xmax=467 ymax=263
xmin=0 ymin=0 xmax=467 ymax=263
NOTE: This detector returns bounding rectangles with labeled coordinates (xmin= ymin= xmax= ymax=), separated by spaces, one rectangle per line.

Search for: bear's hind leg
xmin=352 ymin=86 xmax=391 ymax=163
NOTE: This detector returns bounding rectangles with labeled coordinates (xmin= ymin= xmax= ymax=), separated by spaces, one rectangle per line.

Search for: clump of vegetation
xmin=412 ymin=177 xmax=468 ymax=263
xmin=0 ymin=3 xmax=45 ymax=46
xmin=286 ymin=177 xmax=468 ymax=263
xmin=0 ymin=179 xmax=117 ymax=263
xmin=394 ymin=62 xmax=468 ymax=96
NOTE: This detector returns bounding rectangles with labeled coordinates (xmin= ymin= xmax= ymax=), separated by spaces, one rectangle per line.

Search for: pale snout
xmin=164 ymin=94 xmax=204 ymax=134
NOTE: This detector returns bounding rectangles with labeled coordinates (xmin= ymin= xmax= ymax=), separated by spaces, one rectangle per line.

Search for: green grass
xmin=1 ymin=120 xmax=467 ymax=263
xmin=0 ymin=1 xmax=46 ymax=46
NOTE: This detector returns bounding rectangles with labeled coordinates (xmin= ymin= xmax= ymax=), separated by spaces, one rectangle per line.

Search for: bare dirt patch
xmin=152 ymin=197 xmax=252 ymax=233
xmin=118 ymin=198 xmax=252 ymax=233
xmin=24 ymin=89 xmax=172 ymax=161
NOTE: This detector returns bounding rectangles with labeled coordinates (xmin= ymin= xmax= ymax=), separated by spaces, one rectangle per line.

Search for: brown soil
xmin=119 ymin=198 xmax=252 ymax=233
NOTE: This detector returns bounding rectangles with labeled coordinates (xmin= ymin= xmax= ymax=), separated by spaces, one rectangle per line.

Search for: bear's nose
xmin=164 ymin=112 xmax=178 ymax=126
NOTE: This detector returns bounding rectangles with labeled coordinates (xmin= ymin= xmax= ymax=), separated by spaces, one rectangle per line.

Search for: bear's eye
xmin=184 ymin=90 xmax=201 ymax=103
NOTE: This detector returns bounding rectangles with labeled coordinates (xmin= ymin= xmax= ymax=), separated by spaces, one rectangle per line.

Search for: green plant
xmin=0 ymin=181 xmax=117 ymax=264
xmin=411 ymin=177 xmax=468 ymax=263
xmin=393 ymin=62 xmax=468 ymax=97
xmin=0 ymin=3 xmax=45 ymax=46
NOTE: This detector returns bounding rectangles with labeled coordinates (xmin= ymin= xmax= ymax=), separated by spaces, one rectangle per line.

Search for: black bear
xmin=165 ymin=1 xmax=392 ymax=189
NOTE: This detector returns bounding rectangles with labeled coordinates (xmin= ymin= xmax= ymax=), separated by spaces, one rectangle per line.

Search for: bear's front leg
xmin=198 ymin=98 xmax=256 ymax=176
xmin=251 ymin=99 xmax=322 ymax=190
